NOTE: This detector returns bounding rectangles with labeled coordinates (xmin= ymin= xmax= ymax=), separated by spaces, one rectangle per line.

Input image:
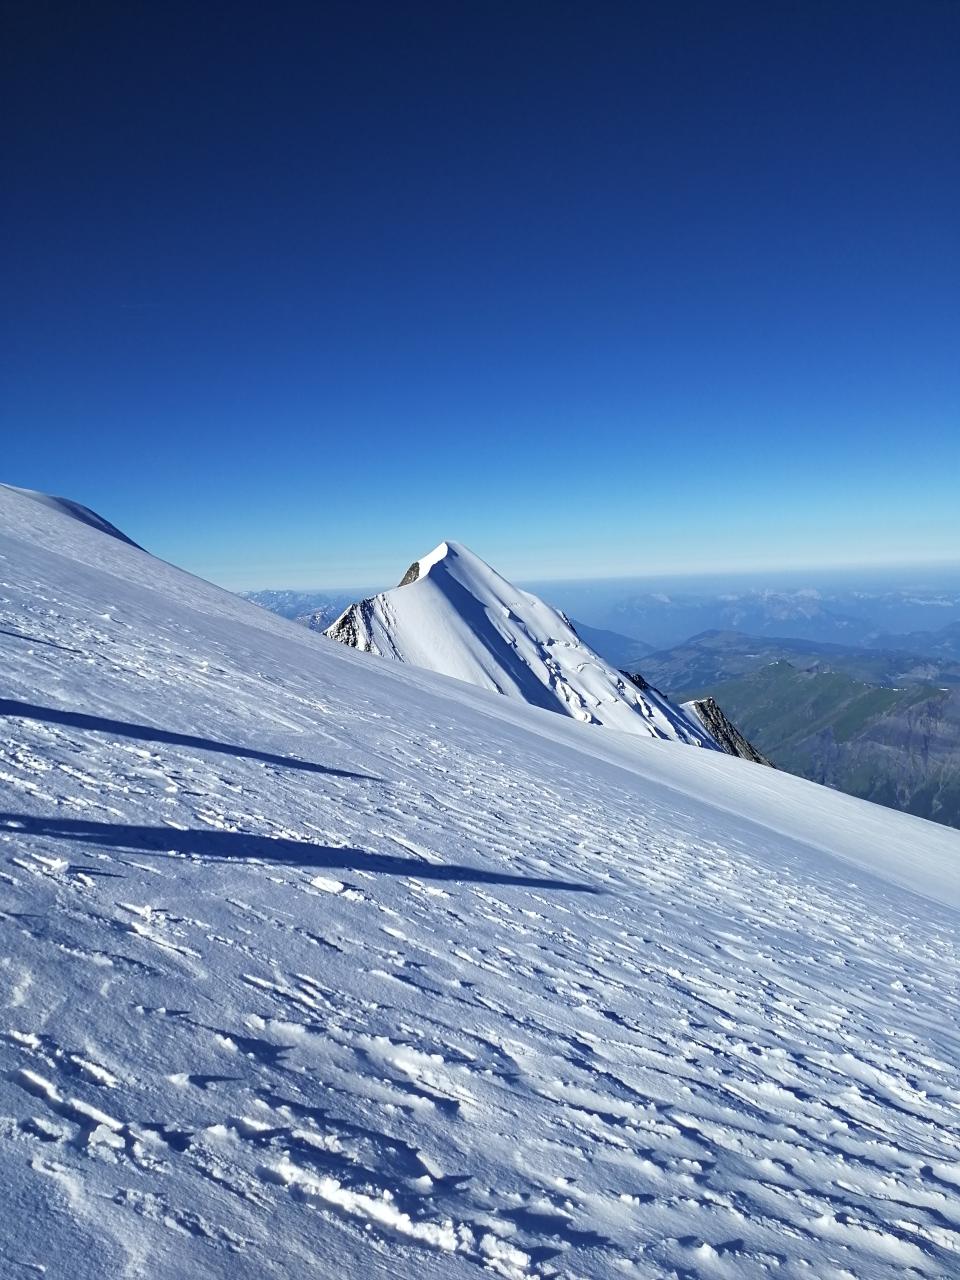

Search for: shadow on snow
xmin=0 ymin=811 xmax=599 ymax=894
xmin=0 ymin=628 xmax=84 ymax=654
xmin=0 ymin=698 xmax=375 ymax=781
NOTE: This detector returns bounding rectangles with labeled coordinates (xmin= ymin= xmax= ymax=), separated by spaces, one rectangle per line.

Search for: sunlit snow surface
xmin=1 ymin=483 xmax=960 ymax=1279
xmin=325 ymin=540 xmax=715 ymax=745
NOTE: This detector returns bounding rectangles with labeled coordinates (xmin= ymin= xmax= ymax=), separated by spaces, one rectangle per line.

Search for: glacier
xmin=1 ymin=482 xmax=960 ymax=1278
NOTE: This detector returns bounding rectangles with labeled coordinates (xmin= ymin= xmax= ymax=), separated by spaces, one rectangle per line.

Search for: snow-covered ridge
xmin=3 ymin=484 xmax=960 ymax=1278
xmin=327 ymin=540 xmax=717 ymax=747
xmin=1 ymin=482 xmax=142 ymax=548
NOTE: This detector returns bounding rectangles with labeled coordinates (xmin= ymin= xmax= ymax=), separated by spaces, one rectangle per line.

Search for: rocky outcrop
xmin=625 ymin=671 xmax=770 ymax=765
xmin=325 ymin=598 xmax=383 ymax=654
xmin=682 ymin=697 xmax=773 ymax=766
xmin=398 ymin=559 xmax=422 ymax=587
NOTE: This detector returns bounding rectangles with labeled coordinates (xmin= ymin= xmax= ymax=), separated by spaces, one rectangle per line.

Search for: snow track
xmin=1 ymin=485 xmax=960 ymax=1278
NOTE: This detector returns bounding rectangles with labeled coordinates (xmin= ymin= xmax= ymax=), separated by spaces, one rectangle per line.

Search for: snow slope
xmin=326 ymin=541 xmax=715 ymax=746
xmin=2 ymin=484 xmax=960 ymax=1279
xmin=1 ymin=482 xmax=142 ymax=548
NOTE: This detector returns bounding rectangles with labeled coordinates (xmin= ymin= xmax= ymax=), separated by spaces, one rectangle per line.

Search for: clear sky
xmin=2 ymin=1 xmax=958 ymax=589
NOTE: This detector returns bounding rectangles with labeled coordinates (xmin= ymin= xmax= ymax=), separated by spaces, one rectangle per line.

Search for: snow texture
xmin=326 ymin=541 xmax=715 ymax=746
xmin=1 ymin=484 xmax=960 ymax=1279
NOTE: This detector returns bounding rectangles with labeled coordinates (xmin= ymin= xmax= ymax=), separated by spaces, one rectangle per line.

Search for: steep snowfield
xmin=2 ymin=484 xmax=960 ymax=1279
xmin=326 ymin=541 xmax=715 ymax=746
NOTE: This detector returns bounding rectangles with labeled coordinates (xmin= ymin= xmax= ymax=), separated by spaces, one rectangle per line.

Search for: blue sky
xmin=3 ymin=1 xmax=958 ymax=589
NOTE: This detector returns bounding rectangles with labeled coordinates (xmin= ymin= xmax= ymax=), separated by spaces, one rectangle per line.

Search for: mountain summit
xmin=326 ymin=541 xmax=717 ymax=746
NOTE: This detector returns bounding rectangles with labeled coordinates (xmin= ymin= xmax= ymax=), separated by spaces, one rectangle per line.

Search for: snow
xmin=0 ymin=483 xmax=142 ymax=548
xmin=1 ymin=483 xmax=960 ymax=1278
xmin=326 ymin=540 xmax=715 ymax=746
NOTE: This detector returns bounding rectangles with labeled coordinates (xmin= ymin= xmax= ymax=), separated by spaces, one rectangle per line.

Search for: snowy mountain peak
xmin=327 ymin=541 xmax=718 ymax=747
xmin=397 ymin=540 xmax=494 ymax=588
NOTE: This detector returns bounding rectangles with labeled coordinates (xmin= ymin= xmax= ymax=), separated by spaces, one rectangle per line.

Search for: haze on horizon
xmin=239 ymin=548 xmax=960 ymax=600
xmin=3 ymin=2 xmax=957 ymax=590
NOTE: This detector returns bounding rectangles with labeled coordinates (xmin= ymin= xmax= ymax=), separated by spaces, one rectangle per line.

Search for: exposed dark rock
xmin=682 ymin=697 xmax=773 ymax=766
xmin=326 ymin=601 xmax=372 ymax=649
xmin=624 ymin=670 xmax=651 ymax=692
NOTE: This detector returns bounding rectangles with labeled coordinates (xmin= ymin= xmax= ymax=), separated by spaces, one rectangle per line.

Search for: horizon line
xmin=234 ymin=554 xmax=960 ymax=596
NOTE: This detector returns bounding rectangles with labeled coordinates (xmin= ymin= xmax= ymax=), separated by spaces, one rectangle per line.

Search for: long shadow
xmin=0 ymin=812 xmax=598 ymax=893
xmin=0 ymin=698 xmax=375 ymax=781
xmin=0 ymin=628 xmax=82 ymax=654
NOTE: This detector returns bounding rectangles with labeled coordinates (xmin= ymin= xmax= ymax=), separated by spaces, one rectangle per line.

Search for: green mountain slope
xmin=674 ymin=661 xmax=960 ymax=829
xmin=641 ymin=628 xmax=960 ymax=690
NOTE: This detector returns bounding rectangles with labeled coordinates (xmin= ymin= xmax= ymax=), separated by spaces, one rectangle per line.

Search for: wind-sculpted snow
xmin=1 ymin=485 xmax=960 ymax=1279
xmin=326 ymin=540 xmax=715 ymax=747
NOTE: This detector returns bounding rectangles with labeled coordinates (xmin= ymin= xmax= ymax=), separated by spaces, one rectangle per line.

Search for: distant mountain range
xmin=534 ymin=577 xmax=960 ymax=649
xmin=240 ymin=588 xmax=356 ymax=622
xmin=565 ymin=620 xmax=654 ymax=669
xmin=634 ymin=630 xmax=960 ymax=829
xmin=637 ymin=629 xmax=960 ymax=691
xmin=870 ymin=620 xmax=960 ymax=662
xmin=246 ymin=574 xmax=960 ymax=652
